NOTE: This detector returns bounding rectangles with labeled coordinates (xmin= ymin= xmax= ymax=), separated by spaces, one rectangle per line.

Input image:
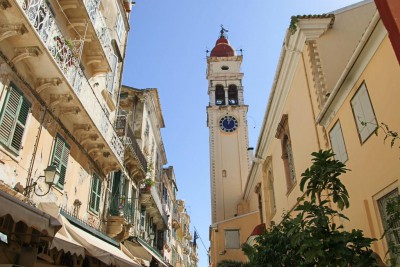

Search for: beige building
xmin=247 ymin=0 xmax=400 ymax=264
xmin=0 ymin=0 xmax=138 ymax=265
xmin=0 ymin=0 xmax=195 ymax=265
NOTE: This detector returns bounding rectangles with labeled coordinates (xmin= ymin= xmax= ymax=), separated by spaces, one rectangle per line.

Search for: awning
xmin=38 ymin=203 xmax=85 ymax=258
xmin=121 ymin=242 xmax=150 ymax=266
xmin=135 ymin=237 xmax=168 ymax=267
xmin=0 ymin=190 xmax=61 ymax=237
xmin=246 ymin=223 xmax=266 ymax=246
xmin=64 ymin=219 xmax=141 ymax=267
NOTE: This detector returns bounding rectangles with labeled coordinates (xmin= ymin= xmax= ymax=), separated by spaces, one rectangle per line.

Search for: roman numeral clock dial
xmin=219 ymin=115 xmax=238 ymax=133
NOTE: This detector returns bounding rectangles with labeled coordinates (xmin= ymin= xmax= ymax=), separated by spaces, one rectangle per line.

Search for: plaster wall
xmin=209 ymin=211 xmax=260 ymax=266
xmin=318 ymin=2 xmax=377 ymax=93
xmin=324 ymin=36 xmax=400 ymax=257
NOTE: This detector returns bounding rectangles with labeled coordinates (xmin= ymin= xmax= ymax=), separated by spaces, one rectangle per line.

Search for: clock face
xmin=219 ymin=116 xmax=238 ymax=132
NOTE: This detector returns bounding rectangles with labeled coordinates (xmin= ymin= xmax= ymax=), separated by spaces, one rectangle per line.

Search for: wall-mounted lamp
xmin=149 ymin=232 xmax=155 ymax=240
xmin=24 ymin=165 xmax=60 ymax=196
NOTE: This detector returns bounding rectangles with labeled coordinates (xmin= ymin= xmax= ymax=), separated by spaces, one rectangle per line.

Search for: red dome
xmin=210 ymin=37 xmax=236 ymax=57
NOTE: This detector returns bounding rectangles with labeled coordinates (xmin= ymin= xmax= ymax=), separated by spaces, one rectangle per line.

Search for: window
xmin=106 ymin=53 xmax=118 ymax=95
xmin=115 ymin=6 xmax=125 ymax=41
xmin=275 ymin=114 xmax=296 ymax=191
xmin=215 ymin=85 xmax=225 ymax=105
xmin=378 ymin=189 xmax=400 ymax=250
xmin=0 ymin=83 xmax=31 ymax=154
xmin=329 ymin=121 xmax=348 ymax=163
xmin=140 ymin=205 xmax=146 ymax=229
xmin=228 ymin=85 xmax=238 ymax=105
xmin=351 ymin=82 xmax=377 ymax=143
xmin=224 ymin=229 xmax=240 ymax=249
xmin=50 ymin=135 xmax=70 ymax=189
xmin=89 ymin=173 xmax=102 ymax=213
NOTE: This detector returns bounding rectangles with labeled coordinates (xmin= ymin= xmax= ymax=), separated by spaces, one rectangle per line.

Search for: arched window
xmin=275 ymin=114 xmax=296 ymax=192
xmin=282 ymin=134 xmax=296 ymax=187
xmin=215 ymin=85 xmax=225 ymax=105
xmin=228 ymin=85 xmax=238 ymax=105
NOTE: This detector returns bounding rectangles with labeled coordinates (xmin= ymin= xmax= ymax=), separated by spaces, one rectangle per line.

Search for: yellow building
xmin=248 ymin=0 xmax=400 ymax=263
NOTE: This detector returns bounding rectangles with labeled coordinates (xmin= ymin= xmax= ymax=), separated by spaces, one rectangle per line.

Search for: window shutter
xmin=0 ymin=86 xmax=31 ymax=153
xmin=90 ymin=174 xmax=101 ymax=213
xmin=329 ymin=121 xmax=348 ymax=163
xmin=106 ymin=54 xmax=118 ymax=94
xmin=225 ymin=230 xmax=240 ymax=249
xmin=51 ymin=136 xmax=70 ymax=188
xmin=351 ymin=83 xmax=377 ymax=142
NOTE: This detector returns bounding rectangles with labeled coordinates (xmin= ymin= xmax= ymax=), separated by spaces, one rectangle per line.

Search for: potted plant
xmin=140 ymin=178 xmax=155 ymax=193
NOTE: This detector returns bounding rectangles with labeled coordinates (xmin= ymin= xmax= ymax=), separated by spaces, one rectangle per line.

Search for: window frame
xmin=350 ymin=82 xmax=378 ymax=144
xmin=50 ymin=134 xmax=71 ymax=189
xmin=89 ymin=173 xmax=102 ymax=214
xmin=115 ymin=4 xmax=125 ymax=42
xmin=275 ymin=114 xmax=297 ymax=193
xmin=329 ymin=120 xmax=348 ymax=163
xmin=0 ymin=83 xmax=31 ymax=155
xmin=224 ymin=229 xmax=240 ymax=249
xmin=377 ymin=188 xmax=400 ymax=252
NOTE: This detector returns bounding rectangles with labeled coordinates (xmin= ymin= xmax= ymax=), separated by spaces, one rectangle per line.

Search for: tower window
xmin=215 ymin=85 xmax=225 ymax=105
xmin=221 ymin=65 xmax=229 ymax=70
xmin=228 ymin=85 xmax=238 ymax=105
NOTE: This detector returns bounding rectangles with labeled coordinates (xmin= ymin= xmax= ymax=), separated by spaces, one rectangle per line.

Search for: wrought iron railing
xmin=109 ymin=196 xmax=135 ymax=224
xmin=116 ymin=115 xmax=147 ymax=172
xmin=125 ymin=123 xmax=147 ymax=171
xmin=83 ymin=0 xmax=113 ymax=65
xmin=17 ymin=0 xmax=124 ymax=166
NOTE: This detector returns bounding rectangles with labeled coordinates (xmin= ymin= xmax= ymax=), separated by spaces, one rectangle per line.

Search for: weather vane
xmin=220 ymin=24 xmax=228 ymax=38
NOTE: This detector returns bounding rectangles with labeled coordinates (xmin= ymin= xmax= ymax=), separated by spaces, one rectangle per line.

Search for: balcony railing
xmin=116 ymin=116 xmax=147 ymax=172
xmin=125 ymin=123 xmax=147 ymax=171
xmin=109 ymin=196 xmax=135 ymax=224
xmin=17 ymin=0 xmax=124 ymax=166
xmin=83 ymin=0 xmax=113 ymax=66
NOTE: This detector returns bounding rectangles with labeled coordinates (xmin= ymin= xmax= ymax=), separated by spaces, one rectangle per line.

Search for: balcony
xmin=5 ymin=0 xmax=124 ymax=171
xmin=54 ymin=0 xmax=113 ymax=73
xmin=172 ymin=212 xmax=181 ymax=229
xmin=106 ymin=196 xmax=134 ymax=241
xmin=109 ymin=196 xmax=135 ymax=224
xmin=116 ymin=116 xmax=147 ymax=179
xmin=140 ymin=185 xmax=168 ymax=229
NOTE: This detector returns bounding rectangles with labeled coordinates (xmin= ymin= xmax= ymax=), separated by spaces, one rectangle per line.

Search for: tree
xmin=245 ymin=150 xmax=379 ymax=266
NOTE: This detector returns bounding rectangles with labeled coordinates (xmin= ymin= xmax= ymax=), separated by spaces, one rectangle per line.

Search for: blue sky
xmin=122 ymin=0 xmax=362 ymax=265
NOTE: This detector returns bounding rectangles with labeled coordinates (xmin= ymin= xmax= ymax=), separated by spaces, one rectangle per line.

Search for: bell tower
xmin=207 ymin=27 xmax=250 ymax=223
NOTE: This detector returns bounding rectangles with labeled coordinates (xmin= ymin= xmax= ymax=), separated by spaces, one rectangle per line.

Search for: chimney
xmin=247 ymin=147 xmax=254 ymax=167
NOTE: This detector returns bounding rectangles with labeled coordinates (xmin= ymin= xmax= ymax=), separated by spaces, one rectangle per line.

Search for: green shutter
xmin=51 ymin=135 xmax=70 ymax=189
xmin=0 ymin=85 xmax=31 ymax=154
xmin=90 ymin=173 xmax=102 ymax=213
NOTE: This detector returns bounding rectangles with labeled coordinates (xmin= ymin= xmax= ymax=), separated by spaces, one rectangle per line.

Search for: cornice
xmin=255 ymin=16 xmax=334 ymax=161
xmin=317 ymin=11 xmax=382 ymax=127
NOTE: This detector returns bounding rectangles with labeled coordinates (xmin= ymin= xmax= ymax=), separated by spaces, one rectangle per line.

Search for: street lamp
xmin=24 ymin=165 xmax=60 ymax=196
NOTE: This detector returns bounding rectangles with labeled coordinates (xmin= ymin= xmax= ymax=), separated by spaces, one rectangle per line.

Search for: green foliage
xmin=383 ymin=196 xmax=400 ymax=266
xmin=244 ymin=150 xmax=378 ymax=266
xmin=289 ymin=16 xmax=299 ymax=35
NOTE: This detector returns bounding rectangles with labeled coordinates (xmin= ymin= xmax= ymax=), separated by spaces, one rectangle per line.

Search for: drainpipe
xmin=26 ymin=106 xmax=47 ymax=198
